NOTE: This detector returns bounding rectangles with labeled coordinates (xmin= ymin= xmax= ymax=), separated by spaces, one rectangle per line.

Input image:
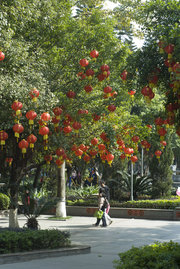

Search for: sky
xmin=72 ymin=0 xmax=144 ymax=48
xmin=104 ymin=0 xmax=144 ymax=48
xmin=104 ymin=0 xmax=118 ymax=9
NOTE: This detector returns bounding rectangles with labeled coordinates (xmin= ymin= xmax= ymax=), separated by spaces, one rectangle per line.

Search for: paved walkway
xmin=0 ymin=215 xmax=180 ymax=269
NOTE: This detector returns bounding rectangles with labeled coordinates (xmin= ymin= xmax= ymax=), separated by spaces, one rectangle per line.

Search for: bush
xmin=114 ymin=172 xmax=153 ymax=200
xmin=114 ymin=197 xmax=180 ymax=209
xmin=0 ymin=193 xmax=10 ymax=210
xmin=66 ymin=186 xmax=98 ymax=200
xmin=66 ymin=197 xmax=180 ymax=209
xmin=67 ymin=199 xmax=97 ymax=206
xmin=114 ymin=241 xmax=180 ymax=269
xmin=0 ymin=228 xmax=70 ymax=254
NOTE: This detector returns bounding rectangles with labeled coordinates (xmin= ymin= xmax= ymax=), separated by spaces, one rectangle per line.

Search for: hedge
xmin=0 ymin=228 xmax=70 ymax=254
xmin=66 ymin=197 xmax=180 ymax=209
xmin=110 ymin=198 xmax=180 ymax=209
xmin=114 ymin=241 xmax=180 ymax=269
xmin=0 ymin=193 xmax=10 ymax=210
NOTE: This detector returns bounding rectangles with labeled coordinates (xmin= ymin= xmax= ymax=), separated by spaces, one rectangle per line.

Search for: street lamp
xmin=130 ymin=161 xmax=133 ymax=201
xmin=141 ymin=147 xmax=144 ymax=177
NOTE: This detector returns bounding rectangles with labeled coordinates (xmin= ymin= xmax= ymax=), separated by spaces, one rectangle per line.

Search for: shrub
xmin=115 ymin=198 xmax=180 ymax=209
xmin=67 ymin=199 xmax=97 ymax=207
xmin=66 ymin=197 xmax=180 ymax=209
xmin=0 ymin=193 xmax=10 ymax=210
xmin=114 ymin=241 xmax=180 ymax=269
xmin=66 ymin=186 xmax=99 ymax=200
xmin=0 ymin=228 xmax=71 ymax=254
xmin=115 ymin=171 xmax=153 ymax=200
xmin=21 ymin=196 xmax=58 ymax=230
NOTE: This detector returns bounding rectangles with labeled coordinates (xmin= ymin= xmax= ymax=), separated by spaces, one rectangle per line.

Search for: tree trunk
xmin=9 ymin=183 xmax=20 ymax=228
xmin=9 ymin=208 xmax=19 ymax=228
xmin=33 ymin=165 xmax=41 ymax=189
xmin=56 ymin=161 xmax=66 ymax=217
xmin=9 ymin=160 xmax=20 ymax=228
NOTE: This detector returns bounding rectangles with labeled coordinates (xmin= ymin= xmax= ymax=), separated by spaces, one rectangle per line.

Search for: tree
xmin=56 ymin=162 xmax=66 ymax=217
xmin=150 ymin=134 xmax=174 ymax=198
xmin=0 ymin=0 xmax=73 ymax=227
xmin=2 ymin=0 xmax=178 ymax=229
xmin=0 ymin=0 xmax=133 ymax=226
xmin=116 ymin=0 xmax=180 ymax=133
xmin=113 ymin=0 xmax=180 ymax=196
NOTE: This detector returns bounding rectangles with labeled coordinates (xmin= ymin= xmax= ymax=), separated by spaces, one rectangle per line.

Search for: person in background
xmin=89 ymin=168 xmax=98 ymax=186
xmin=93 ymin=192 xmax=107 ymax=227
xmin=99 ymin=181 xmax=112 ymax=225
xmin=25 ymin=190 xmax=30 ymax=206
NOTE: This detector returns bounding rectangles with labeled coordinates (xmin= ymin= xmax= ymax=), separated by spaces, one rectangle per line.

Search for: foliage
xmin=66 ymin=196 xmax=180 ymax=209
xmin=114 ymin=170 xmax=153 ymax=199
xmin=0 ymin=193 xmax=10 ymax=210
xmin=21 ymin=196 xmax=58 ymax=229
xmin=0 ymin=228 xmax=70 ymax=254
xmin=0 ymin=0 xmax=179 ymax=227
xmin=67 ymin=198 xmax=97 ymax=206
xmin=114 ymin=241 xmax=180 ymax=269
xmin=23 ymin=216 xmax=40 ymax=230
xmin=117 ymin=0 xmax=180 ymax=130
xmin=0 ymin=0 xmax=75 ymax=217
xmin=68 ymin=185 xmax=99 ymax=199
xmin=150 ymin=134 xmax=174 ymax=198
xmin=48 ymin=216 xmax=72 ymax=221
xmin=113 ymin=198 xmax=180 ymax=210
xmin=0 ymin=0 xmax=148 ymax=170
xmin=0 ymin=0 xmax=135 ymax=219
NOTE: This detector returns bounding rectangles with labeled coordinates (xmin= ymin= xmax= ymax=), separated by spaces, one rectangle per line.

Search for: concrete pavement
xmin=0 ymin=215 xmax=180 ymax=269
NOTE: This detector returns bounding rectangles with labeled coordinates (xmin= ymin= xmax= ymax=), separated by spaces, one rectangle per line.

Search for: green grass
xmin=48 ymin=216 xmax=72 ymax=221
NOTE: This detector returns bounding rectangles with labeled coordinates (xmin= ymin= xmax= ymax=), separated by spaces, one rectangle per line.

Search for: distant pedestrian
xmin=93 ymin=180 xmax=112 ymax=227
xmin=93 ymin=194 xmax=107 ymax=227
xmin=25 ymin=190 xmax=30 ymax=206
xmin=99 ymin=181 xmax=112 ymax=225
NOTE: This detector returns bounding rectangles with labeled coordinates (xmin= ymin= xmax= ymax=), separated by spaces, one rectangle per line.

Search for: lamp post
xmin=141 ymin=147 xmax=144 ymax=177
xmin=130 ymin=161 xmax=133 ymax=201
xmin=130 ymin=155 xmax=138 ymax=201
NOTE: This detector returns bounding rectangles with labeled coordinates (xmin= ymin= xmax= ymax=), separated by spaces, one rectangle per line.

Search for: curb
xmin=0 ymin=245 xmax=91 ymax=265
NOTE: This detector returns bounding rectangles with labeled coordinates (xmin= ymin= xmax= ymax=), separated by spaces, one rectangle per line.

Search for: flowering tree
xmin=1 ymin=0 xmax=179 ymax=228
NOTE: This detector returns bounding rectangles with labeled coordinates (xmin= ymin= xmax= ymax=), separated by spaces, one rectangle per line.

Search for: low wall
xmin=66 ymin=206 xmax=180 ymax=221
xmin=2 ymin=207 xmax=180 ymax=221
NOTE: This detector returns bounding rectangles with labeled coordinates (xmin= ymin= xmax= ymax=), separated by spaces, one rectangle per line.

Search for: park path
xmin=0 ymin=215 xmax=180 ymax=269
